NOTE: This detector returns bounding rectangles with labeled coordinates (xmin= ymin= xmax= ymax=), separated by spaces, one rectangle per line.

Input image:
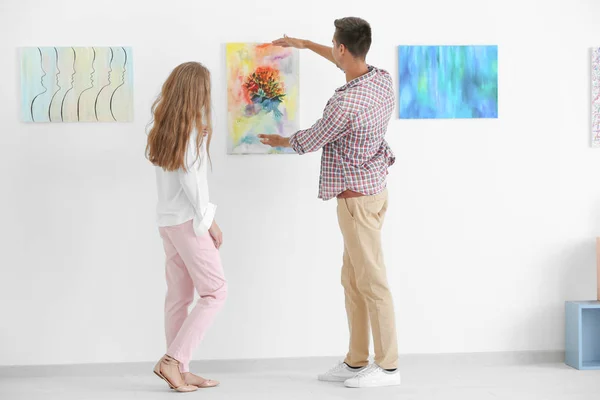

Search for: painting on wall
xmin=398 ymin=45 xmax=498 ymax=119
xmin=226 ymin=43 xmax=299 ymax=154
xmin=592 ymin=48 xmax=600 ymax=148
xmin=21 ymin=47 xmax=133 ymax=123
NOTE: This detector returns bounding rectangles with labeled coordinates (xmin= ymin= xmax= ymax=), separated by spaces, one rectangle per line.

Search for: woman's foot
xmin=153 ymin=355 xmax=197 ymax=392
xmin=183 ymin=372 xmax=220 ymax=388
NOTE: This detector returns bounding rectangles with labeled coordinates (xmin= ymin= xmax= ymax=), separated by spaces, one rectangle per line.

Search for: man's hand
xmin=258 ymin=134 xmax=290 ymax=148
xmin=273 ymin=35 xmax=335 ymax=65
xmin=209 ymin=220 xmax=223 ymax=249
xmin=272 ymin=35 xmax=307 ymax=49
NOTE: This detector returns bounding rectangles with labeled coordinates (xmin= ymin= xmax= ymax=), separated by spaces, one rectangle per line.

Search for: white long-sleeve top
xmin=155 ymin=129 xmax=216 ymax=236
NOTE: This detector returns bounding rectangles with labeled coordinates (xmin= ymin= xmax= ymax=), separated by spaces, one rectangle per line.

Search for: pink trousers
xmin=159 ymin=220 xmax=227 ymax=373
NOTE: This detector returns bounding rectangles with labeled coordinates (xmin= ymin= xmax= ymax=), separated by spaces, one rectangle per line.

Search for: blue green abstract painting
xmin=398 ymin=45 xmax=498 ymax=119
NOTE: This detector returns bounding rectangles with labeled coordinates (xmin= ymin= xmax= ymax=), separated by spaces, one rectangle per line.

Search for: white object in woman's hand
xmin=209 ymin=221 xmax=223 ymax=249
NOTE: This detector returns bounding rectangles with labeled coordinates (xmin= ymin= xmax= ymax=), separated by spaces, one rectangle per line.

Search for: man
xmin=259 ymin=17 xmax=400 ymax=389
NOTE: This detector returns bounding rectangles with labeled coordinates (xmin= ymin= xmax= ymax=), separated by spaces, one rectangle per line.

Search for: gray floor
xmin=1 ymin=352 xmax=599 ymax=400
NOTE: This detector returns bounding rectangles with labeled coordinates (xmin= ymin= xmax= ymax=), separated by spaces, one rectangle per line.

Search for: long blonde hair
xmin=146 ymin=62 xmax=212 ymax=172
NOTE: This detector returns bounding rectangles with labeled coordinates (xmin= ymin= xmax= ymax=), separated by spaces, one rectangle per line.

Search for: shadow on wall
xmin=503 ymin=237 xmax=597 ymax=352
xmin=558 ymin=239 xmax=597 ymax=301
xmin=547 ymin=238 xmax=596 ymax=349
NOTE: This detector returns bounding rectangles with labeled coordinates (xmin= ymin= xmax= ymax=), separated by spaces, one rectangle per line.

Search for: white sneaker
xmin=344 ymin=364 xmax=401 ymax=388
xmin=317 ymin=362 xmax=366 ymax=382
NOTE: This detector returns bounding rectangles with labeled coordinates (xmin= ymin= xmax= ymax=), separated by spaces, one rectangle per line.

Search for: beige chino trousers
xmin=337 ymin=189 xmax=398 ymax=370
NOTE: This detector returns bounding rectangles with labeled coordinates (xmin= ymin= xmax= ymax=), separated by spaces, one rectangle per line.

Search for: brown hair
xmin=334 ymin=17 xmax=372 ymax=60
xmin=146 ymin=62 xmax=212 ymax=172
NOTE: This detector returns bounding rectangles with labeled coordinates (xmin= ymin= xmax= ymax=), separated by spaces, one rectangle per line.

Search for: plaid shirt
xmin=289 ymin=66 xmax=396 ymax=200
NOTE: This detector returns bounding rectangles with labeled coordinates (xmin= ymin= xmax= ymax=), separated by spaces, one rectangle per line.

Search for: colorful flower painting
xmin=226 ymin=43 xmax=299 ymax=154
xmin=399 ymin=45 xmax=498 ymax=119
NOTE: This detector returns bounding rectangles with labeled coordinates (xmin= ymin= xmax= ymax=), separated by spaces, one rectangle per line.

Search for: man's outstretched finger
xmin=258 ymin=134 xmax=270 ymax=144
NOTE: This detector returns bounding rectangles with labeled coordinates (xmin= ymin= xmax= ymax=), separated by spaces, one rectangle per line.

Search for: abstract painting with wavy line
xmin=20 ymin=47 xmax=133 ymax=123
xmin=226 ymin=43 xmax=299 ymax=154
xmin=592 ymin=47 xmax=600 ymax=148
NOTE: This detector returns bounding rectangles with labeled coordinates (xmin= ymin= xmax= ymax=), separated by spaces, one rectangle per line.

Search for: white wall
xmin=1 ymin=0 xmax=600 ymax=367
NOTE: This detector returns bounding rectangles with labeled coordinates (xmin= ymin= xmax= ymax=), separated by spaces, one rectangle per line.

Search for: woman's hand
xmin=209 ymin=221 xmax=223 ymax=249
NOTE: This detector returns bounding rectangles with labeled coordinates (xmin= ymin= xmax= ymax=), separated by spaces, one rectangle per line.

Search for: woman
xmin=146 ymin=62 xmax=227 ymax=393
